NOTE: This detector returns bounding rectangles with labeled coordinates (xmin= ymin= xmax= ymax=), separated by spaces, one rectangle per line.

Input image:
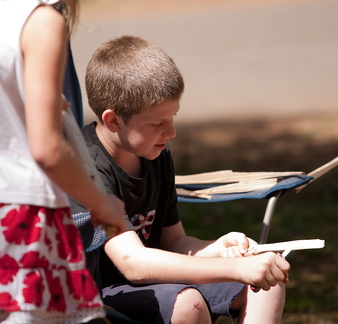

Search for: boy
xmin=71 ymin=35 xmax=290 ymax=324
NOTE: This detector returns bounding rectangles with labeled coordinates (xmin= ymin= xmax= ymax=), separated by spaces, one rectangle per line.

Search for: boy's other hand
xmin=218 ymin=232 xmax=256 ymax=257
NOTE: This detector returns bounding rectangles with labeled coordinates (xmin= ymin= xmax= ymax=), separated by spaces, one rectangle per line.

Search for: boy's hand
xmin=238 ymin=252 xmax=290 ymax=291
xmin=217 ymin=232 xmax=256 ymax=257
xmin=90 ymin=194 xmax=126 ymax=234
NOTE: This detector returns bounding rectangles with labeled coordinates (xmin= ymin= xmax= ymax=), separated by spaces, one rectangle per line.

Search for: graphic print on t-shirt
xmin=130 ymin=209 xmax=155 ymax=240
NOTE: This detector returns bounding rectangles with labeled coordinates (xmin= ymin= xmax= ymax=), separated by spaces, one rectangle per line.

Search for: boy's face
xmin=117 ymin=100 xmax=179 ymax=160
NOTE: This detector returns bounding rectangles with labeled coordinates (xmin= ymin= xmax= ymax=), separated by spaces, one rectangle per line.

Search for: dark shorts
xmin=102 ymin=281 xmax=244 ymax=324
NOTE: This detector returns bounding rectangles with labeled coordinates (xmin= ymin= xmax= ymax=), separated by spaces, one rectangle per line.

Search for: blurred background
xmin=73 ymin=1 xmax=338 ymax=322
xmin=75 ymin=0 xmax=338 ymax=124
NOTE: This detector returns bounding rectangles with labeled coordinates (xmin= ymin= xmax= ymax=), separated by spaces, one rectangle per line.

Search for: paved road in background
xmin=72 ymin=0 xmax=338 ymax=123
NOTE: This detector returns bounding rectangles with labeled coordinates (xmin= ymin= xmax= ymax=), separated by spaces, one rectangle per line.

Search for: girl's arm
xmin=21 ymin=5 xmax=125 ymax=231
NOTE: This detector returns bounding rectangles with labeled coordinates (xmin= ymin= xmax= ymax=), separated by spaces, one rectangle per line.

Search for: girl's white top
xmin=0 ymin=0 xmax=69 ymax=208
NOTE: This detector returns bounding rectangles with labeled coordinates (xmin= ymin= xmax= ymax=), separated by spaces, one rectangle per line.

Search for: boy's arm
xmin=104 ymin=230 xmax=289 ymax=291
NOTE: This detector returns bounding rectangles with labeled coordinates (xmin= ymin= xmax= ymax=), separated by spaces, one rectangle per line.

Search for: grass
xmin=171 ymin=115 xmax=338 ymax=323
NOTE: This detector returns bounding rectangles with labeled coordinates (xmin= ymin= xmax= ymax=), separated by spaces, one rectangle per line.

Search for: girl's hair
xmin=64 ymin=0 xmax=78 ymax=35
xmin=52 ymin=0 xmax=79 ymax=37
xmin=85 ymin=35 xmax=185 ymax=123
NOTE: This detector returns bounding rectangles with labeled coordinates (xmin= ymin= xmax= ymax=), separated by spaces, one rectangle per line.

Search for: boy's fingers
xmin=228 ymin=232 xmax=249 ymax=254
xmin=283 ymin=272 xmax=289 ymax=284
xmin=276 ymin=253 xmax=291 ymax=272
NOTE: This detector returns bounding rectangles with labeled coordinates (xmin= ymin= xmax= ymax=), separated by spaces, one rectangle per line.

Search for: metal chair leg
xmin=258 ymin=190 xmax=282 ymax=244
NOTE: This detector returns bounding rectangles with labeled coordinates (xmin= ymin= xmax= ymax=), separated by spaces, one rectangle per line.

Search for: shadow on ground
xmin=172 ymin=114 xmax=338 ymax=175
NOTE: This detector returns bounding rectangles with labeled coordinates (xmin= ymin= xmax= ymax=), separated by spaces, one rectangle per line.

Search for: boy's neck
xmin=115 ymin=154 xmax=142 ymax=178
xmin=95 ymin=122 xmax=142 ymax=178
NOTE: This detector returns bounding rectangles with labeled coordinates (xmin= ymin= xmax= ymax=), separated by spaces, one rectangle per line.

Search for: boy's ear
xmin=101 ymin=109 xmax=120 ymax=132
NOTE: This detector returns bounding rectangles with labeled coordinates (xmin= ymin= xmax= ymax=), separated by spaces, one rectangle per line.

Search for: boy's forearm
xmin=107 ymin=233 xmax=249 ymax=285
xmin=113 ymin=247 xmax=242 ymax=285
xmin=107 ymin=231 xmax=289 ymax=289
xmin=168 ymin=235 xmax=217 ymax=257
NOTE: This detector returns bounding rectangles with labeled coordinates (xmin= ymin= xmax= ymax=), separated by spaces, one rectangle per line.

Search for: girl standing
xmin=0 ymin=1 xmax=125 ymax=323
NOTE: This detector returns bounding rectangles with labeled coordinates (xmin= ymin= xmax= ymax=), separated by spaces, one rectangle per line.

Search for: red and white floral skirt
xmin=0 ymin=203 xmax=105 ymax=324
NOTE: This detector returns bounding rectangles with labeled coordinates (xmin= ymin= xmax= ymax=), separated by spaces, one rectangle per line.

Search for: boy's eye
xmin=151 ymin=122 xmax=162 ymax=127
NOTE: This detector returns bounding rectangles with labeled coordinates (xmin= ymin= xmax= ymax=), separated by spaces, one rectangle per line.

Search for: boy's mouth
xmin=155 ymin=143 xmax=167 ymax=150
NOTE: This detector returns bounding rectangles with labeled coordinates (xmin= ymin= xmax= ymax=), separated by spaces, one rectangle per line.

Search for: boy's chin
xmin=144 ymin=153 xmax=161 ymax=161
xmin=143 ymin=149 xmax=163 ymax=160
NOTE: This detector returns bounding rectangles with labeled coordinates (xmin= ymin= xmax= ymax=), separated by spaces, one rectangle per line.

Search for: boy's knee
xmin=171 ymin=288 xmax=211 ymax=324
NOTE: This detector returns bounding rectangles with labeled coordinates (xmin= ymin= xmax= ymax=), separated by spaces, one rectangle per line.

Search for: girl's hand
xmin=61 ymin=94 xmax=71 ymax=110
xmin=90 ymin=194 xmax=127 ymax=234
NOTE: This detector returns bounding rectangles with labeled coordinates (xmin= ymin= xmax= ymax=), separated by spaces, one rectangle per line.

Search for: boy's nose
xmin=164 ymin=120 xmax=176 ymax=140
xmin=167 ymin=121 xmax=176 ymax=139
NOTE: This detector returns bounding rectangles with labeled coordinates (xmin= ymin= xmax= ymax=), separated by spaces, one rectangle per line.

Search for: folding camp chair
xmin=176 ymin=173 xmax=312 ymax=244
xmin=63 ymin=42 xmax=84 ymax=128
xmin=175 ymin=155 xmax=338 ymax=244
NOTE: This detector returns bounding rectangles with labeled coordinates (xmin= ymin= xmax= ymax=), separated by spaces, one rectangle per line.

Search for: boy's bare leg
xmin=231 ymin=283 xmax=286 ymax=324
xmin=170 ymin=288 xmax=212 ymax=324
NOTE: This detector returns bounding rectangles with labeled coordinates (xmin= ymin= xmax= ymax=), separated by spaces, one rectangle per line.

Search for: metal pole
xmin=258 ymin=190 xmax=282 ymax=244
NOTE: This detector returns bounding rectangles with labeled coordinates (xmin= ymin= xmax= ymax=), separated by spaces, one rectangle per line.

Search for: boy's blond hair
xmin=85 ymin=35 xmax=184 ymax=123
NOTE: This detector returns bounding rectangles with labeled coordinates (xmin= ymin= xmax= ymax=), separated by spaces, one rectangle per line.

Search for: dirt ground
xmin=76 ymin=0 xmax=338 ymax=125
